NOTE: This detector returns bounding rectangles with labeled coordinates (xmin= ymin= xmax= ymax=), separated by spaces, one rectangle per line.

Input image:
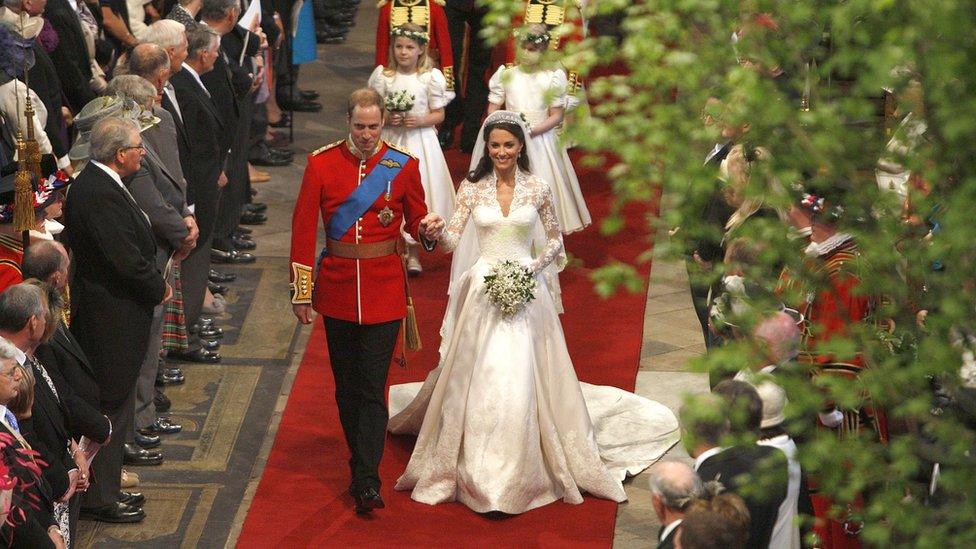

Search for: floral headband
xmin=390 ymin=26 xmax=429 ymax=44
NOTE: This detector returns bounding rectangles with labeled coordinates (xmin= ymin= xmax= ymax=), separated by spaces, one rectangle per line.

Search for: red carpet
xmin=238 ymin=150 xmax=658 ymax=548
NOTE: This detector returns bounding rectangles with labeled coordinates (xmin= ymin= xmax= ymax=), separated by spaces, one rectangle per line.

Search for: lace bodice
xmin=442 ymin=170 xmax=563 ymax=274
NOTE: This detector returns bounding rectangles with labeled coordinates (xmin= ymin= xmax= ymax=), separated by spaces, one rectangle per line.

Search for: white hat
xmin=755 ymin=380 xmax=787 ymax=428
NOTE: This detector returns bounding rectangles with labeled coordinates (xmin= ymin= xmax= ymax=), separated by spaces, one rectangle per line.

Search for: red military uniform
xmin=375 ymin=0 xmax=455 ymax=92
xmin=0 ymin=233 xmax=24 ymax=294
xmin=290 ymin=139 xmax=428 ymax=325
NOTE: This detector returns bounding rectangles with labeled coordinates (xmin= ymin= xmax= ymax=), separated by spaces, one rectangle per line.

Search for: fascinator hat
xmin=69 ymin=95 xmax=161 ymax=162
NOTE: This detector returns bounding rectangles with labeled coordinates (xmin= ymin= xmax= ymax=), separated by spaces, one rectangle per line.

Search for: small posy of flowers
xmin=484 ymin=260 xmax=537 ymax=317
xmin=385 ymin=90 xmax=415 ymax=113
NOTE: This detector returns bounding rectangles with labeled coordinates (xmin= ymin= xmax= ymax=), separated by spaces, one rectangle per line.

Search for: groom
xmin=290 ymin=88 xmax=445 ymax=513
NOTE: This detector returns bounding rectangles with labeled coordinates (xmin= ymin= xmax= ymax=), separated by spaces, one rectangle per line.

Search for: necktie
xmin=4 ymin=409 xmax=19 ymax=433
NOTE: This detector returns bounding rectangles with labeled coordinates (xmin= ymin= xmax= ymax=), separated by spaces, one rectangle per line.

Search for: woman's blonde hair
xmin=7 ymin=364 xmax=35 ymax=419
xmin=384 ymin=23 xmax=433 ymax=76
xmin=722 ymin=144 xmax=780 ymax=234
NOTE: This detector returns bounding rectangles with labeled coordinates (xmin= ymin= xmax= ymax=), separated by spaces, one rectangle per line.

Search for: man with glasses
xmin=64 ymin=116 xmax=170 ymax=524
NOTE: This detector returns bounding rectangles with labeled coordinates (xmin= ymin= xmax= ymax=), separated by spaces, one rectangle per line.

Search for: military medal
xmin=378 ymin=180 xmax=394 ymax=226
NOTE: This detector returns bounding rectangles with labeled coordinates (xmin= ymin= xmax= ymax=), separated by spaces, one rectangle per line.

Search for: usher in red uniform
xmin=0 ymin=233 xmax=24 ymax=294
xmin=375 ymin=0 xmax=455 ymax=92
xmin=289 ymin=139 xmax=428 ymax=324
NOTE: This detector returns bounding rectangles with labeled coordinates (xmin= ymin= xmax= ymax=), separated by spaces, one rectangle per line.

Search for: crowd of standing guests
xmin=0 ymin=0 xmax=352 ymax=543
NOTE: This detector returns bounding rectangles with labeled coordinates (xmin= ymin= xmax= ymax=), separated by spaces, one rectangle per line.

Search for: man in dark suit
xmin=43 ymin=0 xmax=98 ymax=113
xmin=27 ymin=241 xmax=122 ymax=532
xmin=0 ymin=336 xmax=62 ymax=548
xmin=684 ymin=383 xmax=789 ymax=549
xmin=649 ymin=461 xmax=704 ymax=549
xmin=171 ymin=25 xmax=227 ymax=364
xmin=439 ymin=0 xmax=492 ymax=152
xmin=63 ymin=116 xmax=169 ymax=524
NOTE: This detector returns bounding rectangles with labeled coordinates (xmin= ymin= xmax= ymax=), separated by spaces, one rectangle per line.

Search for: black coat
xmin=170 ymin=69 xmax=226 ymax=243
xmin=43 ymin=0 xmax=97 ymax=113
xmin=35 ymin=322 xmax=112 ymax=443
xmin=160 ymin=88 xmax=191 ymax=175
xmin=63 ymin=164 xmax=165 ymax=409
xmin=697 ymin=444 xmax=789 ymax=549
xmin=27 ymin=44 xmax=69 ymax=159
xmin=20 ymin=358 xmax=74 ymax=502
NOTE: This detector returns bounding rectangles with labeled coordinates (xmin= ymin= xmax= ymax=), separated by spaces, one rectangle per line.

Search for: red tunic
xmin=290 ymin=140 xmax=428 ymax=325
xmin=375 ymin=1 xmax=455 ymax=91
xmin=0 ymin=234 xmax=24 ymax=295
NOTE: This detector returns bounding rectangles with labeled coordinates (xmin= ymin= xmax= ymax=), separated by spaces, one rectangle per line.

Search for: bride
xmin=388 ymin=110 xmax=680 ymax=514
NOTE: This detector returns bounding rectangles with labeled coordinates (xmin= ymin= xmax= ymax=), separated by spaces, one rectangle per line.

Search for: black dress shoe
xmin=171 ymin=348 xmax=221 ymax=363
xmin=232 ymin=236 xmax=256 ymax=250
xmin=154 ymin=388 xmax=171 ymax=413
xmin=119 ymin=491 xmax=146 ymax=507
xmin=437 ymin=127 xmax=453 ymax=149
xmin=234 ymin=225 xmax=253 ymax=235
xmin=123 ymin=444 xmax=163 ymax=466
xmin=269 ymin=113 xmax=291 ymax=128
xmin=208 ymin=281 xmax=229 ymax=295
xmin=201 ymin=338 xmax=221 ymax=351
xmin=354 ymin=487 xmax=385 ymax=514
xmin=209 ymin=269 xmax=237 ymax=283
xmin=212 ymin=248 xmax=257 ymax=263
xmin=299 ymin=89 xmax=319 ymax=101
xmin=269 ymin=147 xmax=294 ymax=158
xmin=199 ymin=325 xmax=224 ymax=339
xmin=80 ymin=502 xmax=145 ymax=523
xmin=155 ymin=371 xmax=184 ymax=387
xmin=245 ymin=202 xmax=267 ymax=213
xmin=134 ymin=432 xmax=160 ymax=449
xmin=239 ymin=212 xmax=267 ymax=225
xmin=140 ymin=417 xmax=182 ymax=435
xmin=250 ymin=153 xmax=290 ymax=167
xmin=164 ymin=367 xmax=184 ymax=377
xmin=280 ymin=96 xmax=323 ymax=112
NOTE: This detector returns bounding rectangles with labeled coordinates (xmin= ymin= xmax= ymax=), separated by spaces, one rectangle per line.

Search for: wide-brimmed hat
xmin=69 ymin=95 xmax=160 ymax=161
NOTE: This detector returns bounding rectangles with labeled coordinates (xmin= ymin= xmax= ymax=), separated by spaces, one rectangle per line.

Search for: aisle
xmin=237 ymin=151 xmax=658 ymax=547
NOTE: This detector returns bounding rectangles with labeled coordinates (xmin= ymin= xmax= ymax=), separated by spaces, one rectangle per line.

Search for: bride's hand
xmin=420 ymin=213 xmax=445 ymax=241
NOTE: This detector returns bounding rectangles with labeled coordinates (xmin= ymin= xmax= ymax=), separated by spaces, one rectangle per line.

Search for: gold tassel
xmin=13 ymin=169 xmax=34 ymax=233
xmin=403 ymin=296 xmax=421 ymax=351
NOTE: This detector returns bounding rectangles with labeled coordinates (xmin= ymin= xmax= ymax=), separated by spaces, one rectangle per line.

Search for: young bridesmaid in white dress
xmin=485 ymin=24 xmax=591 ymax=234
xmin=368 ymin=23 xmax=456 ymax=274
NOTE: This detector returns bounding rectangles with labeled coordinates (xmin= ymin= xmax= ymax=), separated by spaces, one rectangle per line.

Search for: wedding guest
xmin=65 ymin=116 xmax=169 ymax=524
xmin=368 ymin=22 xmax=456 ymax=275
xmin=676 ymin=490 xmax=751 ymax=549
xmin=649 ymin=461 xmax=704 ymax=549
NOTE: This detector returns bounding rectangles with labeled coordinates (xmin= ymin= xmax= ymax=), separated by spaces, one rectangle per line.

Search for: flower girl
xmin=368 ymin=23 xmax=456 ymax=275
xmin=485 ymin=24 xmax=591 ymax=234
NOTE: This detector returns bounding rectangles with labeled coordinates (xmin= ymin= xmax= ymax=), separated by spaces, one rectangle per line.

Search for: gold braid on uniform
xmin=290 ymin=263 xmax=314 ymax=304
xmin=310 ymin=139 xmax=344 ymax=156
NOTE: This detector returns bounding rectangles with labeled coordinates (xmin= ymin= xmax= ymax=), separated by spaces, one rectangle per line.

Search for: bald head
xmin=649 ymin=461 xmax=704 ymax=512
xmin=22 ymin=240 xmax=69 ymax=289
xmin=753 ymin=311 xmax=801 ymax=364
xmin=128 ymin=43 xmax=171 ymax=94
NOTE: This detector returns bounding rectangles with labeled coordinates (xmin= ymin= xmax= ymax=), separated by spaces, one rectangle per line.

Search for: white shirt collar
xmin=181 ymin=62 xmax=210 ymax=97
xmin=660 ymin=519 xmax=682 ymax=543
xmin=694 ymin=446 xmax=726 ymax=471
xmin=90 ymin=160 xmax=124 ymax=188
xmin=11 ymin=346 xmax=26 ymax=367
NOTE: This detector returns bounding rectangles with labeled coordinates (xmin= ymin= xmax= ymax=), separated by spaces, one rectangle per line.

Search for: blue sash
xmin=317 ymin=146 xmax=409 ymax=264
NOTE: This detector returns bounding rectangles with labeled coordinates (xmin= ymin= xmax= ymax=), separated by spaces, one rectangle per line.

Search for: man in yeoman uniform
xmin=289 ymin=88 xmax=445 ymax=514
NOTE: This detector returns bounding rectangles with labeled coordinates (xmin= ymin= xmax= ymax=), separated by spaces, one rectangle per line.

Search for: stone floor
xmin=75 ymin=4 xmax=709 ymax=547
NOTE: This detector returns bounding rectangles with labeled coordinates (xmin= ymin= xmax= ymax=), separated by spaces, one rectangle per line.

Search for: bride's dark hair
xmin=466 ymin=121 xmax=531 ymax=182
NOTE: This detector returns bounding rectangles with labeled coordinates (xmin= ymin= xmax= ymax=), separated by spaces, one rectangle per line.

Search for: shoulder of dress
xmin=310 ymin=139 xmax=344 ymax=156
xmin=383 ymin=141 xmax=417 ymax=160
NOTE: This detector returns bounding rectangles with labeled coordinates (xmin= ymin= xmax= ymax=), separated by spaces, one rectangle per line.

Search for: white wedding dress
xmin=389 ymin=170 xmax=679 ymax=514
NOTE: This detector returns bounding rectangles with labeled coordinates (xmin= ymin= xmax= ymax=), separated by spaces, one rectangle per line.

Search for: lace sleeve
xmin=441 ymin=179 xmax=474 ymax=252
xmin=529 ymin=181 xmax=564 ymax=274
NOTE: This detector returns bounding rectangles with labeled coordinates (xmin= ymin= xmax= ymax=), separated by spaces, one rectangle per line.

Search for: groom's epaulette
xmin=310 ymin=139 xmax=344 ymax=156
xmin=383 ymin=141 xmax=416 ymax=159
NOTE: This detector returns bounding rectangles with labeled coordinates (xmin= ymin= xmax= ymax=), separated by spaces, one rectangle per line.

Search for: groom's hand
xmin=419 ymin=213 xmax=445 ymax=241
xmin=293 ymin=304 xmax=313 ymax=324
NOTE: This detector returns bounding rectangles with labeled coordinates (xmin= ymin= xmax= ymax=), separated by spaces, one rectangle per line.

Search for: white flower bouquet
xmin=385 ymin=90 xmax=415 ymax=113
xmin=484 ymin=260 xmax=537 ymax=317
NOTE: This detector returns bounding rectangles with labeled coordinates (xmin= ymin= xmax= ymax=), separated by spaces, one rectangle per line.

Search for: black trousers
xmin=81 ymin=387 xmax=136 ymax=510
xmin=323 ymin=316 xmax=400 ymax=492
xmin=442 ymin=2 xmax=492 ymax=150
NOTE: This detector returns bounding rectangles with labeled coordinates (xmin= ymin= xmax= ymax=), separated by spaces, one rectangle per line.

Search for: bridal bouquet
xmin=484 ymin=260 xmax=537 ymax=317
xmin=385 ymin=90 xmax=415 ymax=113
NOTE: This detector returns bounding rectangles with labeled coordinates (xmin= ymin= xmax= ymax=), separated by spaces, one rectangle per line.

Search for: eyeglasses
xmin=119 ymin=144 xmax=146 ymax=153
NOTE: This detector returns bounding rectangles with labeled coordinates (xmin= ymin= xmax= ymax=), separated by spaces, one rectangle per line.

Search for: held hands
xmin=419 ymin=214 xmax=445 ymax=241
